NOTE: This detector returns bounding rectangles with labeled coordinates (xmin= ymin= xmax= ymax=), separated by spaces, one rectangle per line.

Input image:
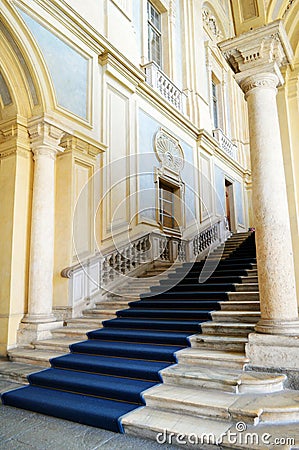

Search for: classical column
xmin=220 ymin=21 xmax=299 ymax=336
xmin=21 ymin=119 xmax=64 ymax=338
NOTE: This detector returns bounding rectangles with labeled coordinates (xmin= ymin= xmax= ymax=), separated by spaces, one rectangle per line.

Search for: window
xmin=212 ymin=80 xmax=219 ymax=129
xmin=159 ymin=181 xmax=179 ymax=230
xmin=147 ymin=1 xmax=162 ymax=67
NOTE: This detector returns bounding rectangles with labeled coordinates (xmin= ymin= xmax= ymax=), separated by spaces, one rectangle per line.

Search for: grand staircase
xmin=2 ymin=232 xmax=299 ymax=446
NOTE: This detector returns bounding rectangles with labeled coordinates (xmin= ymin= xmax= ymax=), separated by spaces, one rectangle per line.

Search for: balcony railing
xmin=142 ymin=61 xmax=186 ymax=114
xmin=213 ymin=128 xmax=238 ymax=160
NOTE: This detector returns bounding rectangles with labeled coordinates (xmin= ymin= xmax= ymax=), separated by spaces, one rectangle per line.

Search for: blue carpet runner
xmin=2 ymin=233 xmax=256 ymax=432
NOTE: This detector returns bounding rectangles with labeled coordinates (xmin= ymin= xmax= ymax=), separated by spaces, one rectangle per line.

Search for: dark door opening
xmin=225 ymin=179 xmax=233 ymax=231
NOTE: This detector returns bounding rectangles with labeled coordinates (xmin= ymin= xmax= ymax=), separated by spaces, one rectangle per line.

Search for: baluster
xmin=102 ymin=259 xmax=108 ymax=285
xmin=126 ymin=247 xmax=131 ymax=272
xmin=131 ymin=244 xmax=136 ymax=268
xmin=141 ymin=238 xmax=147 ymax=262
xmin=120 ymin=252 xmax=126 ymax=274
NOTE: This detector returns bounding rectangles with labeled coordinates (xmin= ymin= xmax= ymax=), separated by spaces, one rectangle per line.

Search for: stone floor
xmin=0 ymin=378 xmax=178 ymax=450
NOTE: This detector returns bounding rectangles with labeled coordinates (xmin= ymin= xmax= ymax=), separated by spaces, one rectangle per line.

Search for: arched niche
xmin=202 ymin=1 xmax=233 ymax=41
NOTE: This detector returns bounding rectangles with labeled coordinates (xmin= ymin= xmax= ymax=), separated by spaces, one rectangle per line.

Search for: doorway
xmin=225 ymin=179 xmax=235 ymax=231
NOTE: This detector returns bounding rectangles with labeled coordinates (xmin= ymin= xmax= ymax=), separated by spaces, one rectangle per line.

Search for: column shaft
xmin=22 ymin=139 xmax=61 ymax=324
xmin=243 ymin=74 xmax=299 ymax=333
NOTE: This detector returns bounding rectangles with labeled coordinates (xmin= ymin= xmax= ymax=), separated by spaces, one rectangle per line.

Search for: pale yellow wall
xmin=0 ymin=121 xmax=32 ymax=355
xmin=53 ymin=137 xmax=102 ymax=314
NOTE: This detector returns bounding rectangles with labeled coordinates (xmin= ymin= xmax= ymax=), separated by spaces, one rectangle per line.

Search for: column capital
xmin=238 ymin=72 xmax=280 ymax=98
xmin=219 ymin=20 xmax=294 ymax=88
xmin=28 ymin=117 xmax=65 ymax=156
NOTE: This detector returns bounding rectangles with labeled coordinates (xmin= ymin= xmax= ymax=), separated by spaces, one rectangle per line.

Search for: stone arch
xmin=267 ymin=0 xmax=296 ymax=22
xmin=0 ymin=4 xmax=58 ymax=120
xmin=283 ymin=3 xmax=299 ymax=59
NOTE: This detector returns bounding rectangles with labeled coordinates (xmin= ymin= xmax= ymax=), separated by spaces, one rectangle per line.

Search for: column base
xmin=255 ymin=318 xmax=299 ymax=335
xmin=22 ymin=313 xmax=58 ymax=324
xmin=17 ymin=320 xmax=63 ymax=345
xmin=246 ymin=332 xmax=299 ymax=370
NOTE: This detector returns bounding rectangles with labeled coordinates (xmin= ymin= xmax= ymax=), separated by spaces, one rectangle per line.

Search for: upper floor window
xmin=147 ymin=1 xmax=162 ymax=67
xmin=212 ymin=80 xmax=219 ymax=129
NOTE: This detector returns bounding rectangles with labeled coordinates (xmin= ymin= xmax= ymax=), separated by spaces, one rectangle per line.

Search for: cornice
xmin=99 ymin=52 xmax=142 ymax=92
xmin=0 ymin=115 xmax=31 ymax=158
xmin=219 ymin=20 xmax=294 ymax=76
xmin=60 ymin=133 xmax=106 ymax=158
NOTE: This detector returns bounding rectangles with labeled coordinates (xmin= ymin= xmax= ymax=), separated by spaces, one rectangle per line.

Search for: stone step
xmin=245 ymin=269 xmax=258 ymax=276
xmin=0 ymin=361 xmax=46 ymax=385
xmin=65 ymin=318 xmax=105 ymax=328
xmin=106 ymin=293 xmax=140 ymax=300
xmin=95 ymin=301 xmax=130 ymax=310
xmin=211 ymin=310 xmax=260 ymax=323
xmin=219 ymin=301 xmax=260 ymax=312
xmin=143 ymin=384 xmax=238 ymax=422
xmin=209 ymin=251 xmax=234 ymax=256
xmin=52 ymin=327 xmax=96 ymax=339
xmin=33 ymin=338 xmax=76 ymax=352
xmin=142 ymin=271 xmax=170 ymax=277
xmin=82 ymin=309 xmax=117 ymax=319
xmin=189 ymin=334 xmax=248 ymax=352
xmin=176 ymin=348 xmax=249 ymax=370
xmin=8 ymin=349 xmax=61 ymax=367
xmin=201 ymin=321 xmax=256 ymax=336
xmin=227 ymin=292 xmax=259 ymax=301
xmin=116 ymin=279 xmax=161 ymax=286
xmin=161 ymin=364 xmax=286 ymax=394
xmin=123 ymin=407 xmax=233 ymax=446
xmin=142 ymin=382 xmax=289 ymax=425
xmin=240 ymin=276 xmax=258 ymax=283
xmin=110 ymin=287 xmax=150 ymax=298
xmin=235 ymin=283 xmax=259 ymax=292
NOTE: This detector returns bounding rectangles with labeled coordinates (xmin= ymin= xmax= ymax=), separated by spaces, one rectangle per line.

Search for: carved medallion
xmin=154 ymin=129 xmax=184 ymax=173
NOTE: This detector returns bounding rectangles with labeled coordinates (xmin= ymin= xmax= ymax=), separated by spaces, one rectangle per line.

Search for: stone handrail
xmin=142 ymin=61 xmax=186 ymax=113
xmin=213 ymin=128 xmax=237 ymax=160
